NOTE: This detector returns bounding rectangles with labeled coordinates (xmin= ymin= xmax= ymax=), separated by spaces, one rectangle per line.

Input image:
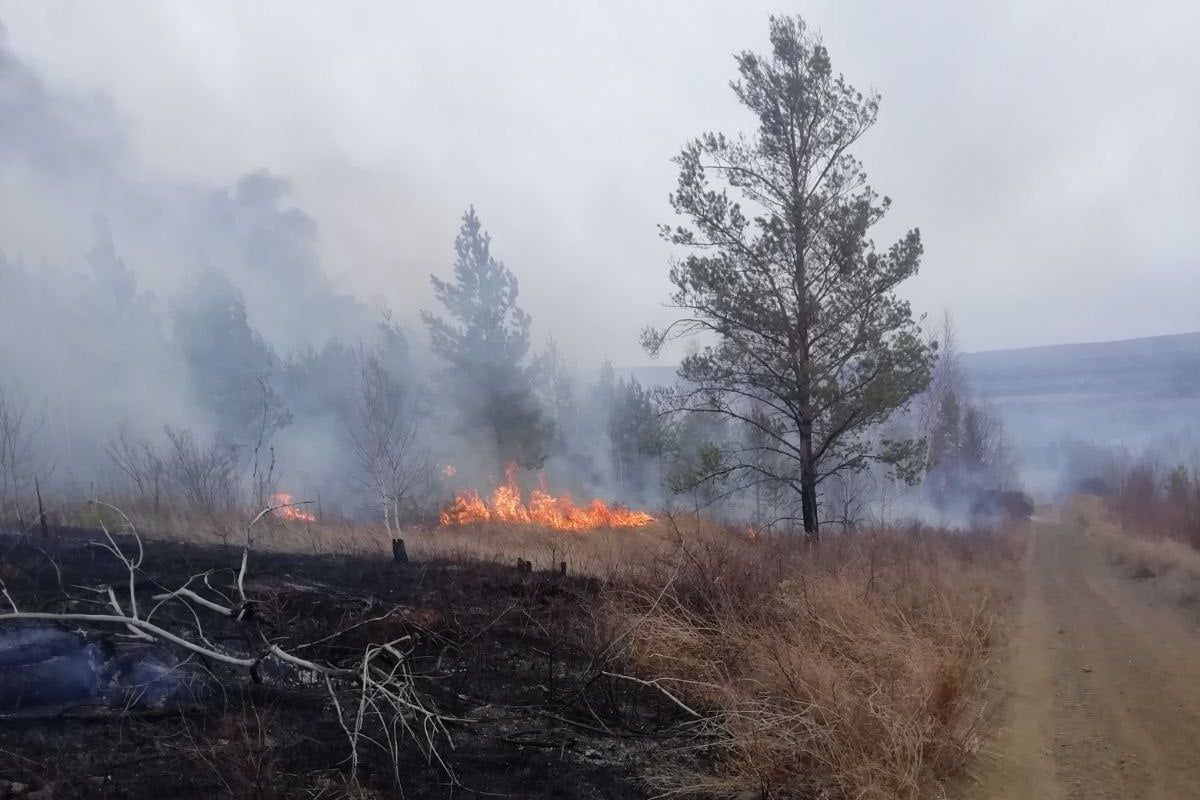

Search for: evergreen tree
xmin=608 ymin=376 xmax=672 ymax=499
xmin=172 ymin=266 xmax=291 ymax=446
xmin=86 ymin=217 xmax=138 ymax=314
xmin=283 ymin=339 xmax=356 ymax=420
xmin=928 ymin=390 xmax=962 ymax=470
xmin=644 ymin=16 xmax=933 ymax=539
xmin=421 ymin=207 xmax=551 ymax=470
xmin=667 ymin=410 xmax=730 ymax=511
xmin=960 ymin=406 xmax=988 ymax=469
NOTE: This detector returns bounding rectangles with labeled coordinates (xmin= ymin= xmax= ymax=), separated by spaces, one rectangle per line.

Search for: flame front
xmin=440 ymin=463 xmax=652 ymax=531
xmin=271 ymin=492 xmax=317 ymax=522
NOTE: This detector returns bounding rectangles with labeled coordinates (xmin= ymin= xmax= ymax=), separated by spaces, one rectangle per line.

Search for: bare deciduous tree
xmin=347 ymin=347 xmax=429 ymax=531
xmin=538 ymin=336 xmax=578 ymax=450
xmin=248 ymin=374 xmax=288 ymax=510
xmin=918 ymin=312 xmax=966 ymax=467
xmin=922 ymin=315 xmax=1020 ymax=513
xmin=163 ymin=426 xmax=241 ymax=512
xmin=105 ymin=422 xmax=166 ymax=511
xmin=0 ymin=386 xmax=49 ymax=525
xmin=824 ymin=469 xmax=878 ymax=532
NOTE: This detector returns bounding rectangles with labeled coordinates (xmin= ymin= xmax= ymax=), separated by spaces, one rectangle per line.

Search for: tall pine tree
xmin=422 ymin=208 xmax=550 ymax=471
xmin=644 ymin=16 xmax=932 ymax=539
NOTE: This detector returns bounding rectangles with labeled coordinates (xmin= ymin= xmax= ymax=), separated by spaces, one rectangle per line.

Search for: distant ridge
xmin=968 ymin=330 xmax=1200 ymax=357
xmin=965 ymin=331 xmax=1200 ymax=399
xmin=623 ymin=331 xmax=1200 ymax=397
xmin=619 ymin=331 xmax=1200 ymax=452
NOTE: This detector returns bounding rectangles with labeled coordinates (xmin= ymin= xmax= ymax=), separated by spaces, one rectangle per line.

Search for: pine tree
xmin=606 ymin=376 xmax=672 ymax=501
xmin=644 ymin=16 xmax=933 ymax=538
xmin=172 ymin=267 xmax=291 ymax=445
xmin=421 ymin=208 xmax=551 ymax=471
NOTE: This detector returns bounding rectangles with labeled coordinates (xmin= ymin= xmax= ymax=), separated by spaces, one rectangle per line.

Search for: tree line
xmin=0 ymin=14 xmax=1027 ymax=535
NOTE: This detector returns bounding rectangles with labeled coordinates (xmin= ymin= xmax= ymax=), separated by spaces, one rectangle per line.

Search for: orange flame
xmin=440 ymin=462 xmax=653 ymax=531
xmin=271 ymin=492 xmax=316 ymax=522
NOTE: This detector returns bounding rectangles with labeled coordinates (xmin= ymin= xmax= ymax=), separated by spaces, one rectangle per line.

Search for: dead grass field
xmin=595 ymin=520 xmax=1023 ymax=799
xmin=1077 ymin=494 xmax=1200 ymax=608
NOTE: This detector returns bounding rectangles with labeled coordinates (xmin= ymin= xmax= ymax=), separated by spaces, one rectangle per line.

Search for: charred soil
xmin=0 ymin=528 xmax=682 ymax=799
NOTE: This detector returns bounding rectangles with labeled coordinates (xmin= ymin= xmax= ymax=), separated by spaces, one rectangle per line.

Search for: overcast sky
xmin=1 ymin=1 xmax=1197 ymax=366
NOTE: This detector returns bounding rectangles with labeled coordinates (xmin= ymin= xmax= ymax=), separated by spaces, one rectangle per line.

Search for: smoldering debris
xmin=0 ymin=622 xmax=211 ymax=716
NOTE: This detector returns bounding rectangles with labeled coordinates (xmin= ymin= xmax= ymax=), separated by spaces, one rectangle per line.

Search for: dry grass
xmin=1076 ymin=495 xmax=1200 ymax=606
xmin=54 ymin=498 xmax=396 ymax=556
xmin=597 ymin=518 xmax=1023 ymax=800
xmin=52 ymin=495 xmax=690 ymax=577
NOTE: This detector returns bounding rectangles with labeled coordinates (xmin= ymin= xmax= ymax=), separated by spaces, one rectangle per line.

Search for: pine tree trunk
xmin=799 ymin=424 xmax=819 ymax=542
xmin=800 ymin=469 xmax=819 ymax=541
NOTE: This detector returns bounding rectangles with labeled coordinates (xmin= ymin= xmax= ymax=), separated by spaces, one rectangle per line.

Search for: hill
xmin=623 ymin=331 xmax=1200 ymax=455
xmin=964 ymin=332 xmax=1200 ymax=455
xmin=965 ymin=331 xmax=1200 ymax=400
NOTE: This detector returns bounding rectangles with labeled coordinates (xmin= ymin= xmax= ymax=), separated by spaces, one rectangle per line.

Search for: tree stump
xmin=35 ymin=477 xmax=48 ymax=538
xmin=391 ymin=538 xmax=409 ymax=565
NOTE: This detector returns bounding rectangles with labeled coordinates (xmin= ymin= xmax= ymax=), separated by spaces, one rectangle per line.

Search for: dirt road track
xmin=969 ymin=514 xmax=1200 ymax=799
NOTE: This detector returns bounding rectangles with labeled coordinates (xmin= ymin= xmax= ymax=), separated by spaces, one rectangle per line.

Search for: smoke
xmin=0 ymin=31 xmax=674 ymax=519
xmin=964 ymin=334 xmax=1200 ymax=502
xmin=0 ymin=30 xmax=383 ymax=506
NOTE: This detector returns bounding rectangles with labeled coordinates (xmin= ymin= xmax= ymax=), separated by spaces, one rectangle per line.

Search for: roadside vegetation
xmin=599 ymin=519 xmax=1021 ymax=799
xmin=1075 ymin=455 xmax=1200 ymax=605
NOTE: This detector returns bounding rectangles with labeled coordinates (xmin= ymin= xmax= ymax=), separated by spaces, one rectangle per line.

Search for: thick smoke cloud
xmin=0 ymin=30 xmax=379 ymax=505
xmin=3 ymin=2 xmax=1197 ymax=368
xmin=0 ymin=28 xmax=672 ymax=519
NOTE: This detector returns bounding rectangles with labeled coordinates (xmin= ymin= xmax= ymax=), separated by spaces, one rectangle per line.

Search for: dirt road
xmin=970 ymin=513 xmax=1200 ymax=799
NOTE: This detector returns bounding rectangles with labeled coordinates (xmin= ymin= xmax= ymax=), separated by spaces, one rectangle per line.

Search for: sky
xmin=0 ymin=0 xmax=1197 ymax=367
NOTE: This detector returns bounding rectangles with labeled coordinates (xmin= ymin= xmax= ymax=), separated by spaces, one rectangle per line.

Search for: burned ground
xmin=0 ymin=528 xmax=683 ymax=799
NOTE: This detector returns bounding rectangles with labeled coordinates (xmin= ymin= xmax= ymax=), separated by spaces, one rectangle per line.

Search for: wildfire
xmin=440 ymin=463 xmax=653 ymax=531
xmin=270 ymin=492 xmax=317 ymax=522
xmin=441 ymin=464 xmax=457 ymax=478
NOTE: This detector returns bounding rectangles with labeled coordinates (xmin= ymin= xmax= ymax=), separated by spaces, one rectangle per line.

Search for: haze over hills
xmin=628 ymin=331 xmax=1200 ymax=398
xmin=965 ymin=331 xmax=1200 ymax=400
xmin=625 ymin=331 xmax=1200 ymax=484
xmin=964 ymin=331 xmax=1200 ymax=454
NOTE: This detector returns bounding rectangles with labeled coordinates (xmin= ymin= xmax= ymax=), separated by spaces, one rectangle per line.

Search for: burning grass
xmin=269 ymin=491 xmax=317 ymax=522
xmin=439 ymin=462 xmax=654 ymax=531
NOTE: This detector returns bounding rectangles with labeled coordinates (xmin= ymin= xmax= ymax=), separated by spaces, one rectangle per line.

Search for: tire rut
xmin=969 ymin=516 xmax=1200 ymax=799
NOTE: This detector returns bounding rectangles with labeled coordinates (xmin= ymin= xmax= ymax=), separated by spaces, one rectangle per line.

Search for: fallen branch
xmin=3 ymin=500 xmax=453 ymax=790
xmin=600 ymin=670 xmax=706 ymax=720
